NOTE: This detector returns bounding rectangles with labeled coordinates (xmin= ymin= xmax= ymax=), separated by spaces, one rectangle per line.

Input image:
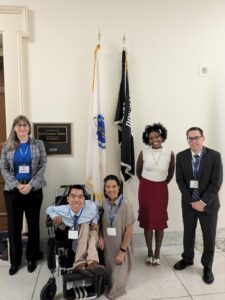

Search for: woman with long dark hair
xmin=98 ymin=175 xmax=135 ymax=300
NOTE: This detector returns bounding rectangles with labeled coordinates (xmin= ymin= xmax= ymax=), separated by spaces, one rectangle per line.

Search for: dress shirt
xmin=46 ymin=200 xmax=99 ymax=227
xmin=191 ymin=150 xmax=202 ymax=159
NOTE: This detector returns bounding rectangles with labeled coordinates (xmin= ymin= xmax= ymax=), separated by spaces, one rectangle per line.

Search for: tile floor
xmin=0 ymin=244 xmax=225 ymax=300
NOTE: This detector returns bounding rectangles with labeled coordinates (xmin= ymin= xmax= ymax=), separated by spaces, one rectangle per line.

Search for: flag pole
xmin=122 ymin=34 xmax=126 ymax=51
xmin=98 ymin=29 xmax=101 ymax=45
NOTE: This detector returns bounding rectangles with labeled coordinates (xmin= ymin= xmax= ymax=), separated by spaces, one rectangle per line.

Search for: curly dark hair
xmin=142 ymin=123 xmax=168 ymax=145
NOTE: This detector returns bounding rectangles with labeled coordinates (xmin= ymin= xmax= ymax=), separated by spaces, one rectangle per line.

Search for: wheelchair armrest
xmin=46 ymin=215 xmax=54 ymax=227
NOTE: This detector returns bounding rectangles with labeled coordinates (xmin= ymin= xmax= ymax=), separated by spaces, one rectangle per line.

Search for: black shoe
xmin=27 ymin=260 xmax=36 ymax=273
xmin=9 ymin=264 xmax=19 ymax=276
xmin=203 ymin=267 xmax=214 ymax=284
xmin=174 ymin=259 xmax=193 ymax=270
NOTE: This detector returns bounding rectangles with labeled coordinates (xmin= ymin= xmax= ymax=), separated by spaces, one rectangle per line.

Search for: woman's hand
xmin=115 ymin=250 xmax=125 ymax=265
xmin=98 ymin=236 xmax=105 ymax=250
xmin=18 ymin=183 xmax=32 ymax=195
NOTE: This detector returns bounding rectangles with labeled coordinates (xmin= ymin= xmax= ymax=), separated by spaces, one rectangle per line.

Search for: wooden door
xmin=0 ymin=55 xmax=7 ymax=231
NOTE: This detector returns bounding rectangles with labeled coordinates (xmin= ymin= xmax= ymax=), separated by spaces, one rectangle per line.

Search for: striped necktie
xmin=192 ymin=155 xmax=200 ymax=201
xmin=72 ymin=215 xmax=79 ymax=253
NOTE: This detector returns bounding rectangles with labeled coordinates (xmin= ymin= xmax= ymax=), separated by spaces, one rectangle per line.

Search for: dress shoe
xmin=153 ymin=257 xmax=160 ymax=265
xmin=145 ymin=256 xmax=153 ymax=264
xmin=74 ymin=263 xmax=87 ymax=271
xmin=9 ymin=264 xmax=19 ymax=276
xmin=87 ymin=261 xmax=104 ymax=271
xmin=174 ymin=259 xmax=193 ymax=270
xmin=203 ymin=267 xmax=214 ymax=284
xmin=27 ymin=260 xmax=36 ymax=273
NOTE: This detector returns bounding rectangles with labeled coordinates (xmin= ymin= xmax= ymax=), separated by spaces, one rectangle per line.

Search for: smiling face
xmin=14 ymin=121 xmax=30 ymax=141
xmin=187 ymin=129 xmax=205 ymax=154
xmin=67 ymin=188 xmax=85 ymax=213
xmin=104 ymin=179 xmax=120 ymax=202
xmin=148 ymin=131 xmax=162 ymax=149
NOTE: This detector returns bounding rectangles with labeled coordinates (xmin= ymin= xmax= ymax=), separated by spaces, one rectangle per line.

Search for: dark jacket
xmin=176 ymin=146 xmax=223 ymax=214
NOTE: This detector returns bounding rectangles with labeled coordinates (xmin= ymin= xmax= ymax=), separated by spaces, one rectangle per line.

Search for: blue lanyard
xmin=192 ymin=152 xmax=203 ymax=178
xmin=72 ymin=208 xmax=83 ymax=230
xmin=19 ymin=146 xmax=29 ymax=163
xmin=107 ymin=195 xmax=123 ymax=227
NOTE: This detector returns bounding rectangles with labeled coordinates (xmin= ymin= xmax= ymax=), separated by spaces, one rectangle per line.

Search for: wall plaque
xmin=33 ymin=123 xmax=71 ymax=155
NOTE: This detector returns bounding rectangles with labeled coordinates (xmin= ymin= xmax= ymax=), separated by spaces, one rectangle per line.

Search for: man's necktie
xmin=72 ymin=215 xmax=79 ymax=253
xmin=192 ymin=155 xmax=200 ymax=201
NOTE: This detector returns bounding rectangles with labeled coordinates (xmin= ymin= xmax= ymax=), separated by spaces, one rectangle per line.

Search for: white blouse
xmin=141 ymin=146 xmax=171 ymax=182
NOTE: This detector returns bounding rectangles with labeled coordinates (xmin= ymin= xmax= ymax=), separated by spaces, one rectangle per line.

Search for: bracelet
xmin=120 ymin=247 xmax=127 ymax=253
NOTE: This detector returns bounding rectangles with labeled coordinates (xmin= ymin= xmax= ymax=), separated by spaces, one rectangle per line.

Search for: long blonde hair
xmin=5 ymin=115 xmax=31 ymax=151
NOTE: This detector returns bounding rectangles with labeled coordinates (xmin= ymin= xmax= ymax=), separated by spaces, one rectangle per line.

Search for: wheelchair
xmin=40 ymin=185 xmax=105 ymax=300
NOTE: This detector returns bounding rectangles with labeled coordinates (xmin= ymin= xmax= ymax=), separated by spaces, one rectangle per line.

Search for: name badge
xmin=19 ymin=165 xmax=30 ymax=174
xmin=107 ymin=227 xmax=116 ymax=236
xmin=68 ymin=230 xmax=78 ymax=239
xmin=190 ymin=180 xmax=198 ymax=189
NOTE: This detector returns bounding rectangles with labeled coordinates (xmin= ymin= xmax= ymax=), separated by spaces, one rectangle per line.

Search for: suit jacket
xmin=0 ymin=137 xmax=47 ymax=191
xmin=176 ymin=146 xmax=223 ymax=214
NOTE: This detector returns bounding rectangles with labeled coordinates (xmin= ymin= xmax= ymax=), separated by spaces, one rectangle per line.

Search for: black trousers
xmin=4 ymin=188 xmax=43 ymax=265
xmin=182 ymin=205 xmax=218 ymax=269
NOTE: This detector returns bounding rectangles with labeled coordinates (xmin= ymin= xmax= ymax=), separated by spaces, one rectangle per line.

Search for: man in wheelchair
xmin=46 ymin=184 xmax=102 ymax=271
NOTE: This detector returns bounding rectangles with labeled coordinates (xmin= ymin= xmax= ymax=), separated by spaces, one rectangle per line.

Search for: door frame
xmin=0 ymin=5 xmax=28 ymax=133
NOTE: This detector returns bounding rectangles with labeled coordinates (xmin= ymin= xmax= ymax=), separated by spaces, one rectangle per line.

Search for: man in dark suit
xmin=174 ymin=127 xmax=223 ymax=284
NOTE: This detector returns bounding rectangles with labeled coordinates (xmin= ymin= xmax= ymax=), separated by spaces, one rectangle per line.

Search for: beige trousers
xmin=73 ymin=224 xmax=99 ymax=267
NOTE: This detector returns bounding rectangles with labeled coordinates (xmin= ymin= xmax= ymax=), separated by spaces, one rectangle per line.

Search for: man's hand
xmin=53 ymin=216 xmax=62 ymax=225
xmin=191 ymin=200 xmax=205 ymax=212
xmin=90 ymin=223 xmax=98 ymax=230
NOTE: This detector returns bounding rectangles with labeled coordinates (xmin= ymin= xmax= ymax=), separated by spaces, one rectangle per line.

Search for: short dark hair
xmin=142 ymin=123 xmax=167 ymax=145
xmin=103 ymin=175 xmax=123 ymax=198
xmin=186 ymin=127 xmax=204 ymax=137
xmin=67 ymin=185 xmax=85 ymax=197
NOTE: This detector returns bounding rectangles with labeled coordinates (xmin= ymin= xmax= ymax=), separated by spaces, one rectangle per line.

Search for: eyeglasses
xmin=16 ymin=123 xmax=28 ymax=128
xmin=187 ymin=136 xmax=202 ymax=142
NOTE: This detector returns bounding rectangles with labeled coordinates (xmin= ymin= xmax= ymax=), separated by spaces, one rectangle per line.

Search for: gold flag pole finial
xmin=98 ymin=29 xmax=101 ymax=45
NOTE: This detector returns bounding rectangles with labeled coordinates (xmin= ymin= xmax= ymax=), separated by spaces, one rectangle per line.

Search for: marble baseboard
xmin=133 ymin=227 xmax=225 ymax=251
xmin=40 ymin=227 xmax=225 ymax=255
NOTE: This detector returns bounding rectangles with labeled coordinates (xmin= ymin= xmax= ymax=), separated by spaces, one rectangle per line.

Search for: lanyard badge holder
xmin=190 ymin=153 xmax=202 ymax=189
xmin=68 ymin=208 xmax=83 ymax=240
xmin=19 ymin=146 xmax=30 ymax=174
xmin=69 ymin=208 xmax=83 ymax=253
xmin=107 ymin=196 xmax=123 ymax=236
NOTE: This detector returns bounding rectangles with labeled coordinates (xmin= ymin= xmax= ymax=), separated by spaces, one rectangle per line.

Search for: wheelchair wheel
xmin=40 ymin=277 xmax=57 ymax=300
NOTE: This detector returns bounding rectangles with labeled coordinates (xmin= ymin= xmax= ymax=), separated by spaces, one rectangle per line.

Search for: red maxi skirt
xmin=138 ymin=177 xmax=168 ymax=230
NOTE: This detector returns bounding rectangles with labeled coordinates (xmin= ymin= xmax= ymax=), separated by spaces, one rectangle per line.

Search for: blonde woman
xmin=0 ymin=115 xmax=47 ymax=275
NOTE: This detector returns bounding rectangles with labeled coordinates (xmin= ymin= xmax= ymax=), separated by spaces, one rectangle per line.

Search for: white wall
xmin=1 ymin=0 xmax=225 ymax=238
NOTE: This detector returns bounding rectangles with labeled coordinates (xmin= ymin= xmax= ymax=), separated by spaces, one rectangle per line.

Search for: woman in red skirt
xmin=136 ymin=123 xmax=175 ymax=265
